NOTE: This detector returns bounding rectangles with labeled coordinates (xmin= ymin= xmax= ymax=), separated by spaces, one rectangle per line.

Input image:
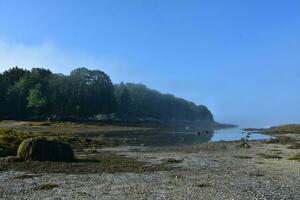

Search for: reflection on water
xmin=101 ymin=130 xmax=214 ymax=146
xmin=211 ymin=127 xmax=271 ymax=142
xmin=99 ymin=127 xmax=271 ymax=147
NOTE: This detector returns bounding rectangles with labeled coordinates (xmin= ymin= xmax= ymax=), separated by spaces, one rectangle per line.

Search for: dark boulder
xmin=17 ymin=138 xmax=74 ymax=162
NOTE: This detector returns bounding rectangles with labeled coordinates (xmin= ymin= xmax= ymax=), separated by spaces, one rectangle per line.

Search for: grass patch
xmin=33 ymin=183 xmax=59 ymax=191
xmin=288 ymin=154 xmax=300 ymax=161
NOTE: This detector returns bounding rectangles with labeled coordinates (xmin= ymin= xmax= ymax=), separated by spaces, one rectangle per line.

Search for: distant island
xmin=0 ymin=67 xmax=214 ymax=123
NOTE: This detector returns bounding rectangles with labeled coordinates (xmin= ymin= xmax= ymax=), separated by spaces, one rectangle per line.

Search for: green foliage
xmin=118 ymin=87 xmax=132 ymax=116
xmin=0 ymin=67 xmax=30 ymax=117
xmin=27 ymin=84 xmax=47 ymax=108
xmin=114 ymin=83 xmax=214 ymax=121
xmin=69 ymin=67 xmax=116 ymax=115
xmin=0 ymin=67 xmax=214 ymax=122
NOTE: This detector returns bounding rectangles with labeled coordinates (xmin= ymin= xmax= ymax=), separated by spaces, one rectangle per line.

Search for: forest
xmin=0 ymin=67 xmax=214 ymax=122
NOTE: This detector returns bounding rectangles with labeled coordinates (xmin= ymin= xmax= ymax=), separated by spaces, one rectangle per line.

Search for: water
xmin=100 ymin=127 xmax=271 ymax=147
xmin=211 ymin=127 xmax=271 ymax=141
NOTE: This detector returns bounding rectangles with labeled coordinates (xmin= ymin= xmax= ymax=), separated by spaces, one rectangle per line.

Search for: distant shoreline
xmin=0 ymin=118 xmax=237 ymax=129
xmin=243 ymin=124 xmax=300 ymax=135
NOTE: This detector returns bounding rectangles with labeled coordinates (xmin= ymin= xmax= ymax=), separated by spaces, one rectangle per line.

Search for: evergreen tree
xmin=0 ymin=67 xmax=214 ymax=122
xmin=119 ymin=87 xmax=132 ymax=116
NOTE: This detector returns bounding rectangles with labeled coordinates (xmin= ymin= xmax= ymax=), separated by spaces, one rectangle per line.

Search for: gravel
xmin=0 ymin=140 xmax=299 ymax=200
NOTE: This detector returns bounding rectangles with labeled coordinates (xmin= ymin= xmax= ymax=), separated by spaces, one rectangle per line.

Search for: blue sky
xmin=0 ymin=0 xmax=300 ymax=127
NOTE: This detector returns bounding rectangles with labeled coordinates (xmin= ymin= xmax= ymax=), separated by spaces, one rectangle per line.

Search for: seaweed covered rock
xmin=17 ymin=138 xmax=74 ymax=162
xmin=237 ymin=139 xmax=251 ymax=148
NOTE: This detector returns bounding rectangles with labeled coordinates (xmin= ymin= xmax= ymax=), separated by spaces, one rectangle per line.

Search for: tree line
xmin=0 ymin=67 xmax=214 ymax=122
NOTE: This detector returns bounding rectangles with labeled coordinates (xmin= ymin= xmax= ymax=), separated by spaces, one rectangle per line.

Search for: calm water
xmin=100 ymin=127 xmax=271 ymax=147
xmin=211 ymin=127 xmax=271 ymax=141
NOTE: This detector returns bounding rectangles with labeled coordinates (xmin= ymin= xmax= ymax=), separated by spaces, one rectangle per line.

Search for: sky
xmin=0 ymin=0 xmax=300 ymax=127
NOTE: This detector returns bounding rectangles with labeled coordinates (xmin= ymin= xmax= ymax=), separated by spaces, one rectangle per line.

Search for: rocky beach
xmin=0 ymin=121 xmax=299 ymax=199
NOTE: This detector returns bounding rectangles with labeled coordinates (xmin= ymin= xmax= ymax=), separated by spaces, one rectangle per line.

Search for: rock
xmin=161 ymin=158 xmax=183 ymax=164
xmin=237 ymin=139 xmax=251 ymax=148
xmin=17 ymin=138 xmax=74 ymax=162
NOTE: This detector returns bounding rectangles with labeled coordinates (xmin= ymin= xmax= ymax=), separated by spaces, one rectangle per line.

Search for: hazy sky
xmin=0 ymin=0 xmax=300 ymax=127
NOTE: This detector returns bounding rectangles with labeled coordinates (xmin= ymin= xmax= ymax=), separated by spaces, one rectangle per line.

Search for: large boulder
xmin=17 ymin=138 xmax=74 ymax=162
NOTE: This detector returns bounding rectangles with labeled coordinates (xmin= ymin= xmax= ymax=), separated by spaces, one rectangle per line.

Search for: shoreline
xmin=0 ymin=121 xmax=299 ymax=199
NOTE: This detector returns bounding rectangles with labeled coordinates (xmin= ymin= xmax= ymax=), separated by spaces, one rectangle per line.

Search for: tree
xmin=119 ymin=87 xmax=132 ymax=116
xmin=70 ymin=67 xmax=116 ymax=116
xmin=1 ymin=68 xmax=31 ymax=117
xmin=114 ymin=83 xmax=214 ymax=121
xmin=0 ymin=74 xmax=5 ymax=116
xmin=48 ymin=74 xmax=72 ymax=116
xmin=27 ymin=84 xmax=47 ymax=115
xmin=0 ymin=67 xmax=214 ymax=122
